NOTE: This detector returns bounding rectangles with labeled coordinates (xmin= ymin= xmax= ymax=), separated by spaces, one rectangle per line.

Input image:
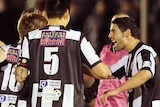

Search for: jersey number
xmin=1 ymin=64 xmax=24 ymax=92
xmin=44 ymin=47 xmax=59 ymax=75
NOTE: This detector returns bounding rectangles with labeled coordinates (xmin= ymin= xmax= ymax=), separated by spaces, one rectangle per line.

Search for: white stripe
xmin=29 ymin=29 xmax=41 ymax=39
xmin=22 ymin=37 xmax=29 ymax=59
xmin=66 ymin=30 xmax=81 ymax=41
xmin=1 ymin=102 xmax=9 ymax=107
xmin=41 ymin=88 xmax=53 ymax=107
xmin=152 ymin=100 xmax=160 ymax=107
xmin=136 ymin=47 xmax=156 ymax=76
xmin=62 ymin=84 xmax=74 ymax=107
xmin=32 ymin=83 xmax=39 ymax=107
xmin=133 ymin=96 xmax=142 ymax=107
xmin=1 ymin=64 xmax=12 ymax=91
xmin=142 ymin=45 xmax=157 ymax=57
xmin=80 ymin=37 xmax=100 ymax=65
xmin=110 ymin=55 xmax=127 ymax=73
xmin=17 ymin=100 xmax=27 ymax=107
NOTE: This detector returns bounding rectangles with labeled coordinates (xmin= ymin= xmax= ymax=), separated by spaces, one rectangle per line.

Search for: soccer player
xmin=84 ymin=13 xmax=129 ymax=107
xmin=100 ymin=17 xmax=160 ymax=107
xmin=93 ymin=13 xmax=129 ymax=107
xmin=14 ymin=0 xmax=112 ymax=107
xmin=0 ymin=8 xmax=48 ymax=107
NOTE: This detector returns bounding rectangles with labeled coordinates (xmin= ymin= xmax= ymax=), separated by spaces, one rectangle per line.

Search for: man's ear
xmin=42 ymin=10 xmax=48 ymax=21
xmin=124 ymin=29 xmax=131 ymax=37
xmin=63 ymin=9 xmax=70 ymax=20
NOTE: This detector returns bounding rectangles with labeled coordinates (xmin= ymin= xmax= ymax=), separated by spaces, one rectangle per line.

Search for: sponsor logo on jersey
xmin=0 ymin=95 xmax=6 ymax=102
xmin=0 ymin=94 xmax=17 ymax=104
xmin=39 ymin=80 xmax=48 ymax=89
xmin=39 ymin=80 xmax=61 ymax=89
xmin=7 ymin=48 xmax=20 ymax=64
xmin=40 ymin=31 xmax=66 ymax=46
xmin=39 ymin=80 xmax=62 ymax=101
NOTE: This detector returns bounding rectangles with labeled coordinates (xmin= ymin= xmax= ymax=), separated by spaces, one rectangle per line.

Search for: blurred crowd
xmin=0 ymin=0 xmax=160 ymax=56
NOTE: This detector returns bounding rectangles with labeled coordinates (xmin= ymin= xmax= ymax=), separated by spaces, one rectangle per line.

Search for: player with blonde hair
xmin=0 ymin=8 xmax=48 ymax=107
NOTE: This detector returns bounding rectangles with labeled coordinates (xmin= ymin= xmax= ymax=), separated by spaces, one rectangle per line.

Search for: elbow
xmin=91 ymin=62 xmax=112 ymax=79
xmin=96 ymin=71 xmax=112 ymax=79
xmin=103 ymin=72 xmax=112 ymax=79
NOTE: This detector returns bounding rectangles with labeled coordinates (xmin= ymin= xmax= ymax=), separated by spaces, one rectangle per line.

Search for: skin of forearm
xmin=83 ymin=63 xmax=101 ymax=79
xmin=0 ymin=48 xmax=7 ymax=63
xmin=116 ymin=70 xmax=152 ymax=93
xmin=91 ymin=62 xmax=112 ymax=79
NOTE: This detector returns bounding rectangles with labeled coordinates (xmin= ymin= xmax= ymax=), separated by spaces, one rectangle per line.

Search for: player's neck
xmin=48 ymin=18 xmax=66 ymax=27
xmin=126 ymin=38 xmax=140 ymax=52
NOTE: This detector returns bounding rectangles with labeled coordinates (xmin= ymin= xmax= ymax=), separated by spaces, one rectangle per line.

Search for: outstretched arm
xmin=81 ymin=37 xmax=112 ymax=79
xmin=83 ymin=63 xmax=112 ymax=79
xmin=101 ymin=69 xmax=152 ymax=105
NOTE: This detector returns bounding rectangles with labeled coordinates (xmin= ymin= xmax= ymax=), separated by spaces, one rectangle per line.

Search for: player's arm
xmin=101 ymin=69 xmax=152 ymax=105
xmin=83 ymin=63 xmax=112 ymax=79
xmin=81 ymin=37 xmax=112 ymax=79
xmin=101 ymin=49 xmax=154 ymax=105
xmin=0 ymin=47 xmax=7 ymax=63
xmin=14 ymin=58 xmax=30 ymax=82
xmin=83 ymin=63 xmax=101 ymax=79
xmin=91 ymin=62 xmax=112 ymax=79
xmin=14 ymin=37 xmax=30 ymax=82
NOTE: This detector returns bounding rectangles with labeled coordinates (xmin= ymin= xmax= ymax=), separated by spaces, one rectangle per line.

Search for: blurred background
xmin=0 ymin=0 xmax=160 ymax=56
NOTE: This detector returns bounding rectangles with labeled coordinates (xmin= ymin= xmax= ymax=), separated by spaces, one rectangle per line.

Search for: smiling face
xmin=108 ymin=23 xmax=126 ymax=51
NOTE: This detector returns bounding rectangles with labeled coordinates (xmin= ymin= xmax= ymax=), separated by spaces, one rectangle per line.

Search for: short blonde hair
xmin=17 ymin=8 xmax=48 ymax=43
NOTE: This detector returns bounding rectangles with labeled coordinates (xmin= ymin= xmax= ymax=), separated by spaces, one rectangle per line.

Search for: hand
xmin=100 ymin=89 xmax=119 ymax=105
xmin=0 ymin=48 xmax=7 ymax=63
xmin=14 ymin=66 xmax=29 ymax=82
xmin=0 ymin=41 xmax=6 ymax=47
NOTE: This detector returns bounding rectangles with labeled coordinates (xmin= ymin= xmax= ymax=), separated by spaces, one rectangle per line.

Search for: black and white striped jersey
xmin=20 ymin=25 xmax=101 ymax=107
xmin=110 ymin=42 xmax=160 ymax=107
xmin=0 ymin=44 xmax=27 ymax=107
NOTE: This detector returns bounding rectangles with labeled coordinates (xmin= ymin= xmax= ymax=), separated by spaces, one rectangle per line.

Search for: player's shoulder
xmin=137 ymin=43 xmax=157 ymax=57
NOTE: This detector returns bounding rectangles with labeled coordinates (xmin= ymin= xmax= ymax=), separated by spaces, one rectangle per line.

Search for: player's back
xmin=21 ymin=25 xmax=84 ymax=107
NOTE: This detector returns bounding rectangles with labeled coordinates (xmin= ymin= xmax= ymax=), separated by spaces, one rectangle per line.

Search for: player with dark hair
xmin=100 ymin=17 xmax=160 ymax=107
xmin=14 ymin=0 xmax=112 ymax=107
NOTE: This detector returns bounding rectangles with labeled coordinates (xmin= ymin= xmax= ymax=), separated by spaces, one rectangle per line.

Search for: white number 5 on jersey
xmin=44 ymin=47 xmax=59 ymax=75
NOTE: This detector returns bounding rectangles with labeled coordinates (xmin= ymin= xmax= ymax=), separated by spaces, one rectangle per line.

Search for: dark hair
xmin=45 ymin=0 xmax=71 ymax=18
xmin=112 ymin=17 xmax=140 ymax=39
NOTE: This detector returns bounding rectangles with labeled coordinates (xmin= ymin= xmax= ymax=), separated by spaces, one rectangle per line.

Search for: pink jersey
xmin=94 ymin=44 xmax=128 ymax=107
xmin=100 ymin=44 xmax=127 ymax=66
